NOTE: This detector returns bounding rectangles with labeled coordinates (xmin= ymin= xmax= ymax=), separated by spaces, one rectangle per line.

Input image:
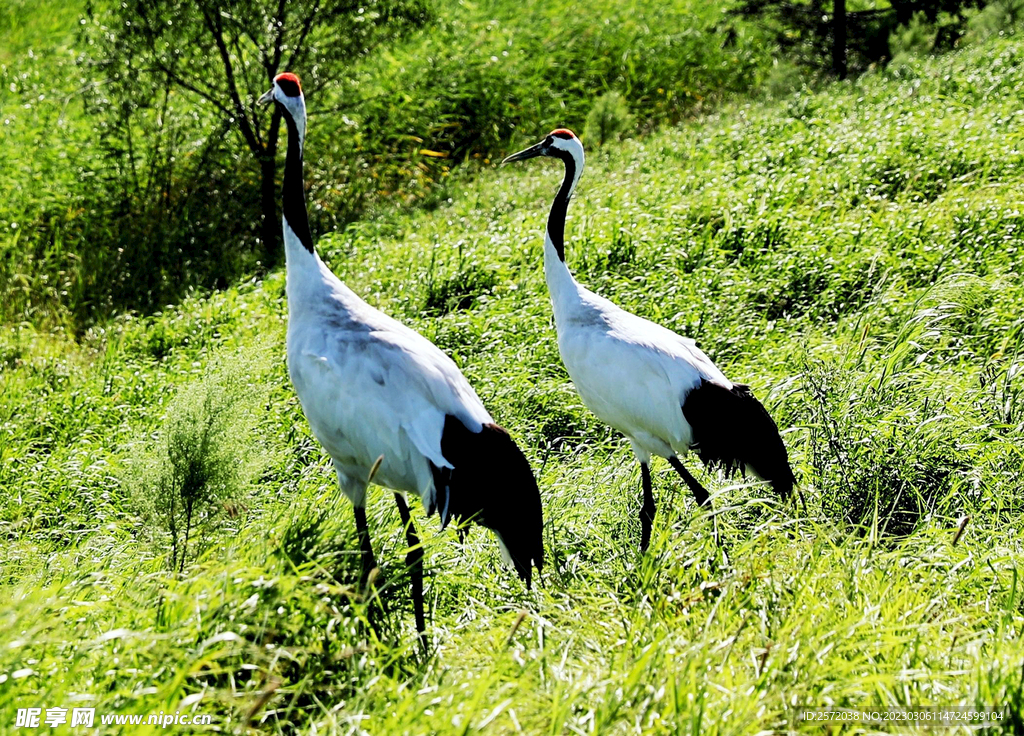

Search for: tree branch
xmin=284 ymin=0 xmax=322 ymax=72
xmin=201 ymin=3 xmax=263 ymax=155
xmin=270 ymin=0 xmax=288 ymax=75
xmin=181 ymin=117 xmax=234 ymax=202
xmin=150 ymin=59 xmax=235 ymax=119
xmin=128 ymin=2 xmax=236 ymax=120
xmin=228 ymin=31 xmax=265 ymax=148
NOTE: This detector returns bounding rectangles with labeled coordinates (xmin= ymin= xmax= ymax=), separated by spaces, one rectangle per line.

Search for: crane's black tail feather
xmin=432 ymin=416 xmax=544 ymax=587
xmin=682 ymin=380 xmax=795 ymax=499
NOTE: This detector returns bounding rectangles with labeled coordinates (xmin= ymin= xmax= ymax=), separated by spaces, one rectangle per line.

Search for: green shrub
xmin=762 ymin=59 xmax=806 ymax=99
xmin=584 ymin=92 xmax=635 ymax=148
xmin=423 ymin=263 xmax=499 ymax=316
xmin=803 ymin=362 xmax=969 ymax=538
xmin=965 ymin=0 xmax=1024 ymax=42
xmin=130 ymin=355 xmax=266 ymax=571
xmin=889 ymin=11 xmax=940 ymax=59
xmin=800 ymin=278 xmax=998 ymax=537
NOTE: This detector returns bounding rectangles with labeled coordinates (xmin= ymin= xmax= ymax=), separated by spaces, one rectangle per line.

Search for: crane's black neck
xmin=546 ymin=150 xmax=576 ymax=263
xmin=281 ymin=108 xmax=314 ymax=254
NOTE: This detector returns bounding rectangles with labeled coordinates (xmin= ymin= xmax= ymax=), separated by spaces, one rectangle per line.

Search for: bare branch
xmin=284 ymin=0 xmax=322 ymax=72
xmin=227 ymin=31 xmax=266 ymax=148
xmin=151 ymin=58 xmax=235 ymax=119
xmin=200 ymin=3 xmax=263 ymax=155
xmin=126 ymin=2 xmax=236 ymax=120
xmin=181 ymin=118 xmax=233 ymax=202
xmin=269 ymin=0 xmax=288 ymax=75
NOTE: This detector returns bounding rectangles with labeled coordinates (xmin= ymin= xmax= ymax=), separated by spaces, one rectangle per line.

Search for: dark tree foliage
xmin=734 ymin=0 xmax=987 ymax=77
xmin=81 ymin=0 xmax=428 ymax=313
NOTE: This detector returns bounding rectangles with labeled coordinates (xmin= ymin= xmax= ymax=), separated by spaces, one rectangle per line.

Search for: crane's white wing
xmin=556 ymin=288 xmax=731 ymax=454
xmin=288 ymin=297 xmax=491 ymax=503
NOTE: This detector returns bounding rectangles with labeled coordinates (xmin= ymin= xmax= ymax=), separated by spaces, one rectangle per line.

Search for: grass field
xmin=2 ymin=17 xmax=1024 ymax=736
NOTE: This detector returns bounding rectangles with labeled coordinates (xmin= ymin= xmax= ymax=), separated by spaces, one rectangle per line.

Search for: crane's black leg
xmin=640 ymin=461 xmax=656 ymax=552
xmin=667 ymin=456 xmax=722 ymax=548
xmin=667 ymin=456 xmax=711 ymax=508
xmin=353 ymin=505 xmax=378 ymax=588
xmin=393 ymin=493 xmax=428 ymax=652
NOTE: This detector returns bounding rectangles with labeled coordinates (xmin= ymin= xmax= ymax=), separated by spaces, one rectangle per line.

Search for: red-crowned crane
xmin=258 ymin=73 xmax=543 ymax=646
xmin=503 ymin=129 xmax=794 ymax=551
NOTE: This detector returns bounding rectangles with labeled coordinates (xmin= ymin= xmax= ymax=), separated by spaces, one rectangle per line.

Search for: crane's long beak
xmin=257 ymin=88 xmax=274 ymax=106
xmin=502 ymin=140 xmax=546 ymax=164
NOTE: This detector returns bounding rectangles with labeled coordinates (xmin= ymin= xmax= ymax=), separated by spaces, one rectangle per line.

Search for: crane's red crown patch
xmin=550 ymin=128 xmax=576 ymax=140
xmin=275 ymin=73 xmax=302 ymax=97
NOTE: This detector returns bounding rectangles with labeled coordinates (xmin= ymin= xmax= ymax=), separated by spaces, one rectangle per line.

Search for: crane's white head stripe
xmin=264 ymin=73 xmax=306 ymax=145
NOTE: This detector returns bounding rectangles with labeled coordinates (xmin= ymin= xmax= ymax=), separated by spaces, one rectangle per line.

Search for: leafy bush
xmin=965 ymin=0 xmax=1024 ymax=41
xmin=130 ymin=355 xmax=266 ymax=571
xmin=326 ymin=0 xmax=770 ymax=187
xmin=584 ymin=92 xmax=635 ymax=148
xmin=423 ymin=263 xmax=499 ymax=315
xmin=803 ymin=362 xmax=969 ymax=537
xmin=800 ymin=278 xmax=999 ymax=537
xmin=889 ymin=11 xmax=941 ymax=59
xmin=762 ymin=58 xmax=806 ymax=99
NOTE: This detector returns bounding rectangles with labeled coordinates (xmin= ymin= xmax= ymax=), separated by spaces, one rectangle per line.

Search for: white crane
xmin=258 ymin=73 xmax=543 ymax=645
xmin=503 ymin=129 xmax=795 ymax=551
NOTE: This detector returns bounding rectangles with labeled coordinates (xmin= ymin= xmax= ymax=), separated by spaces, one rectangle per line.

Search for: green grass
xmin=0 ymin=0 xmax=94 ymax=330
xmin=2 ymin=33 xmax=1024 ymax=734
xmin=0 ymin=0 xmax=83 ymax=63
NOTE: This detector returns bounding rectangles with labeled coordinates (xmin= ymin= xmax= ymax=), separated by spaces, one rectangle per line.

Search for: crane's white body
xmin=505 ymin=129 xmax=793 ymax=542
xmin=283 ymin=223 xmax=492 ymax=511
xmin=261 ymin=73 xmax=541 ymax=641
xmin=543 ymin=233 xmax=732 ymax=465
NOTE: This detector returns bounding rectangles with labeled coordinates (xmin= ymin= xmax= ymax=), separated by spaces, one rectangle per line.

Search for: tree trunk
xmin=260 ymin=153 xmax=280 ymax=270
xmin=832 ymin=0 xmax=847 ymax=79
